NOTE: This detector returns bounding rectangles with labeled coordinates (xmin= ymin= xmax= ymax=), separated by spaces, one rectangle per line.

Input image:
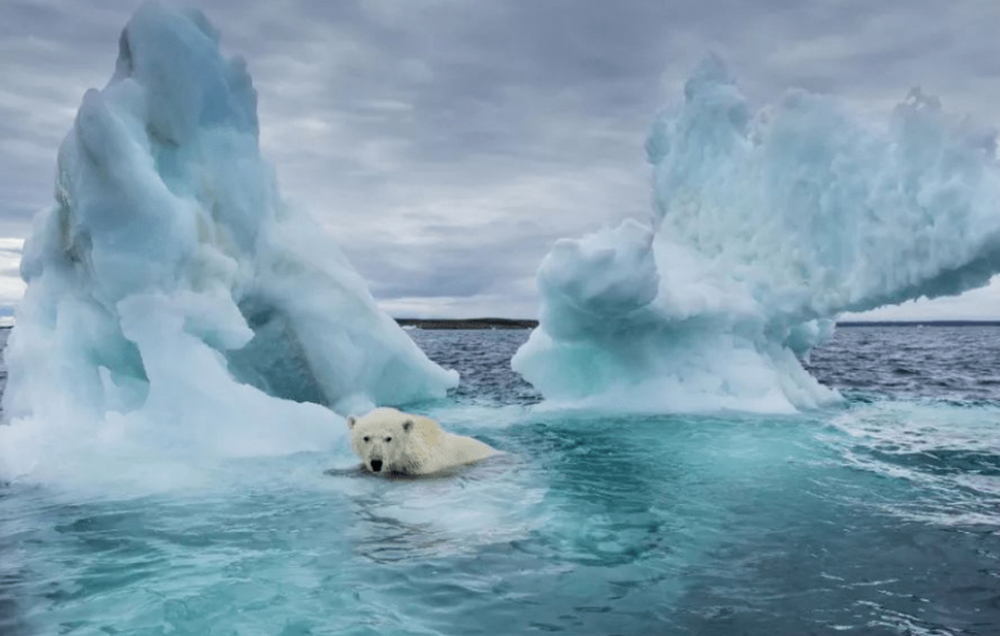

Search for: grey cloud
xmin=345 ymin=221 xmax=559 ymax=301
xmin=3 ymin=0 xmax=1000 ymax=318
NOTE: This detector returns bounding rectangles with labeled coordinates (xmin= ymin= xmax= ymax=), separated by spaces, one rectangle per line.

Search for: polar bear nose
xmin=370 ymin=459 xmax=383 ymax=472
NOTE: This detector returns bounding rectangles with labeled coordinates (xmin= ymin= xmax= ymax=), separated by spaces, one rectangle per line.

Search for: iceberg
xmin=513 ymin=57 xmax=1000 ymax=413
xmin=1 ymin=3 xmax=456 ymax=481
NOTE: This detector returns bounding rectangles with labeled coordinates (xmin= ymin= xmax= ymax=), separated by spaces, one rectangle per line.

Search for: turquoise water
xmin=2 ymin=327 xmax=1000 ymax=635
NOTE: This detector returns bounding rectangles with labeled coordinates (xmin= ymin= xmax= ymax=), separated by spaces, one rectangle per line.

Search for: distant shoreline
xmin=394 ymin=319 xmax=1000 ymax=330
xmin=395 ymin=318 xmax=538 ymax=330
xmin=2 ymin=320 xmax=1000 ymax=333
xmin=835 ymin=320 xmax=1000 ymax=327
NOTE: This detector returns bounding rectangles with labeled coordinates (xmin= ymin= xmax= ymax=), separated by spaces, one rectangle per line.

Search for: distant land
xmin=2 ymin=320 xmax=1000 ymax=333
xmin=394 ymin=319 xmax=1000 ymax=330
xmin=836 ymin=320 xmax=1000 ymax=327
xmin=395 ymin=318 xmax=538 ymax=330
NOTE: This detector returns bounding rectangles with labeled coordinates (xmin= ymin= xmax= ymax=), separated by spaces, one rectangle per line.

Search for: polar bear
xmin=347 ymin=407 xmax=498 ymax=476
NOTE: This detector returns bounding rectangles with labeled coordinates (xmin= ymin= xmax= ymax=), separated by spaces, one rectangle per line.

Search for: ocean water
xmin=1 ymin=325 xmax=999 ymax=635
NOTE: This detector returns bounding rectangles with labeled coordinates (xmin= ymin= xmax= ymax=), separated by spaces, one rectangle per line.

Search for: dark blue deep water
xmin=2 ymin=325 xmax=1000 ymax=635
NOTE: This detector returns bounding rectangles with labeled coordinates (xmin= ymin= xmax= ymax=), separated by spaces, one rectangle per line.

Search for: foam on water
xmin=826 ymin=399 xmax=1000 ymax=527
xmin=514 ymin=57 xmax=1000 ymax=413
xmin=0 ymin=3 xmax=458 ymax=486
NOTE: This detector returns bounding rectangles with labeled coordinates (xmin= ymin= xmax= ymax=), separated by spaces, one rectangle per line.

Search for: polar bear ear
xmin=347 ymin=416 xmax=357 ymax=430
xmin=402 ymin=420 xmax=414 ymax=433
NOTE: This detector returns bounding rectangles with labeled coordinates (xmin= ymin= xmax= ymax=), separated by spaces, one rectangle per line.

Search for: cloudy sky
xmin=3 ymin=0 xmax=1000 ymax=320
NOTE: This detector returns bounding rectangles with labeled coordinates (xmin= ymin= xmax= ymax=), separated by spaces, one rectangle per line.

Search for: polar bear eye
xmin=385 ymin=437 xmax=392 ymax=442
xmin=363 ymin=436 xmax=370 ymax=443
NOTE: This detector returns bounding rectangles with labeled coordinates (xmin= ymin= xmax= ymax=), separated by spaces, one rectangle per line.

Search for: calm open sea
xmin=1 ymin=325 xmax=999 ymax=635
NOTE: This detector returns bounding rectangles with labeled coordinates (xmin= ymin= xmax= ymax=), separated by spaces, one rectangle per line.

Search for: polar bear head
xmin=347 ymin=407 xmax=419 ymax=475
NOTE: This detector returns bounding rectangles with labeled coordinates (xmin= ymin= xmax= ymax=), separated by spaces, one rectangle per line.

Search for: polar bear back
xmin=408 ymin=414 xmax=496 ymax=474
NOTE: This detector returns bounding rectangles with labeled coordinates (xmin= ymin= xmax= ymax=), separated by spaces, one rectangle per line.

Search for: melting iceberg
xmin=1 ymin=3 xmax=456 ymax=480
xmin=513 ymin=57 xmax=1000 ymax=413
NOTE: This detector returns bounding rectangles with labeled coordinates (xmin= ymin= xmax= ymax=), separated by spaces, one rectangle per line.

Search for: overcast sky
xmin=3 ymin=0 xmax=1000 ymax=320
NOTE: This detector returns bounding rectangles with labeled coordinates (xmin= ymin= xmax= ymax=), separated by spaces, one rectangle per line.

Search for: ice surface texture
xmin=1 ymin=3 xmax=456 ymax=480
xmin=514 ymin=57 xmax=1000 ymax=413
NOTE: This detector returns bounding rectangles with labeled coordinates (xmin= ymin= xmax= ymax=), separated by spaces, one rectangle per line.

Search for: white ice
xmin=0 ymin=3 xmax=457 ymax=484
xmin=514 ymin=56 xmax=1000 ymax=413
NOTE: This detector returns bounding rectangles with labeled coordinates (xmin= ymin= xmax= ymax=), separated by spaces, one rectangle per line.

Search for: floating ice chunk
xmin=1 ymin=3 xmax=456 ymax=482
xmin=515 ymin=57 xmax=1000 ymax=413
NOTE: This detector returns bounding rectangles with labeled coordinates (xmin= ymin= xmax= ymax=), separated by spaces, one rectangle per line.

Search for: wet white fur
xmin=348 ymin=407 xmax=497 ymax=476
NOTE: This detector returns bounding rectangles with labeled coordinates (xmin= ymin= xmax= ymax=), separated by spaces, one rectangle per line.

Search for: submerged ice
xmin=1 ymin=4 xmax=457 ymax=481
xmin=514 ymin=58 xmax=1000 ymax=413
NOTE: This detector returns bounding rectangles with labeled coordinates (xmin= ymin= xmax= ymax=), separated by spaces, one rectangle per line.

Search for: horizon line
xmin=3 ymin=318 xmax=1000 ymax=331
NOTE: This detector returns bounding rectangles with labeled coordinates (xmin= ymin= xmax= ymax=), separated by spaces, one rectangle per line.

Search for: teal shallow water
xmin=2 ymin=327 xmax=1000 ymax=635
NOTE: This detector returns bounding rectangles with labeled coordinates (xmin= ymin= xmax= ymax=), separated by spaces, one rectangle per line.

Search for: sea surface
xmin=1 ymin=325 xmax=999 ymax=635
